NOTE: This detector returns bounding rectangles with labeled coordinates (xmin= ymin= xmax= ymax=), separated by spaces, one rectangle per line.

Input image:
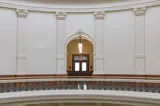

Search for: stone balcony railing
xmin=0 ymin=78 xmax=160 ymax=93
xmin=0 ymin=78 xmax=160 ymax=106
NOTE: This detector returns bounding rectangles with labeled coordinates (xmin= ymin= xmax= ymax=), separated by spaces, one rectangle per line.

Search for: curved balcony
xmin=0 ymin=77 xmax=160 ymax=106
xmin=0 ymin=78 xmax=160 ymax=93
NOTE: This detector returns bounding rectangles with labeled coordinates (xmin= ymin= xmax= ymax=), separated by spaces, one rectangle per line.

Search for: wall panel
xmin=145 ymin=6 xmax=160 ymax=75
xmin=104 ymin=10 xmax=135 ymax=74
xmin=66 ymin=13 xmax=95 ymax=37
xmin=0 ymin=8 xmax=17 ymax=75
xmin=26 ymin=12 xmax=56 ymax=74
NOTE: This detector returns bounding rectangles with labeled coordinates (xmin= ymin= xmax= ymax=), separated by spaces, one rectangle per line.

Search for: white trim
xmin=65 ymin=30 xmax=95 ymax=56
xmin=65 ymin=30 xmax=95 ymax=50
xmin=94 ymin=55 xmax=104 ymax=59
xmin=56 ymin=12 xmax=67 ymax=20
xmin=0 ymin=90 xmax=160 ymax=105
xmin=16 ymin=55 xmax=27 ymax=59
xmin=1 ymin=78 xmax=160 ymax=83
xmin=5 ymin=0 xmax=146 ymax=5
xmin=94 ymin=11 xmax=105 ymax=19
xmin=56 ymin=55 xmax=65 ymax=59
xmin=134 ymin=7 xmax=146 ymax=16
xmin=135 ymin=54 xmax=145 ymax=58
xmin=16 ymin=8 xmax=28 ymax=17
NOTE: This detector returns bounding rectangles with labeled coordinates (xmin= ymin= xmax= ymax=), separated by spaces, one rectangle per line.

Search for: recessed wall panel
xmin=27 ymin=12 xmax=56 ymax=74
xmin=0 ymin=8 xmax=17 ymax=75
xmin=66 ymin=13 xmax=95 ymax=37
xmin=145 ymin=6 xmax=160 ymax=75
xmin=104 ymin=10 xmax=135 ymax=74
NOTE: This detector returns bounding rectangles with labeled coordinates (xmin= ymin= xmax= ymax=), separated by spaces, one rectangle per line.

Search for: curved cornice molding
xmin=1 ymin=78 xmax=160 ymax=83
xmin=0 ymin=0 xmax=159 ymax=12
xmin=1 ymin=90 xmax=160 ymax=106
xmin=14 ymin=0 xmax=142 ymax=4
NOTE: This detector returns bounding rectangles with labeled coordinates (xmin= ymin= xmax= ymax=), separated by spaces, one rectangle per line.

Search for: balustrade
xmin=0 ymin=79 xmax=160 ymax=93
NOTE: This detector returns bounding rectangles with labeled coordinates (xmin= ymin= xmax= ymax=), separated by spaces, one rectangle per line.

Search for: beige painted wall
xmin=67 ymin=39 xmax=93 ymax=71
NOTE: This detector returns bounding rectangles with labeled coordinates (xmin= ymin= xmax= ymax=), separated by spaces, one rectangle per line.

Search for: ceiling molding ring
xmin=14 ymin=0 xmax=142 ymax=4
xmin=0 ymin=0 xmax=159 ymax=12
xmin=1 ymin=95 xmax=160 ymax=106
xmin=1 ymin=91 xmax=160 ymax=106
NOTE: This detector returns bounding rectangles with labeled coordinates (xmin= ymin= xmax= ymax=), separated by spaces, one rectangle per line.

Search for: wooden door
xmin=72 ymin=54 xmax=89 ymax=72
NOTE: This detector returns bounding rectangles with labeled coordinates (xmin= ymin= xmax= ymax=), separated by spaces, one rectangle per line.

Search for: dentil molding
xmin=134 ymin=7 xmax=146 ymax=16
xmin=16 ymin=9 xmax=28 ymax=17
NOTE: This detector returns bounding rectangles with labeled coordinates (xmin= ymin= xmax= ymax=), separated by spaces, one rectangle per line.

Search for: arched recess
xmin=65 ymin=30 xmax=95 ymax=76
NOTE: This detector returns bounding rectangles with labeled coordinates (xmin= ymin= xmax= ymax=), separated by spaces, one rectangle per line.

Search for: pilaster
xmin=94 ymin=11 xmax=105 ymax=74
xmin=56 ymin=12 xmax=67 ymax=20
xmin=56 ymin=12 xmax=67 ymax=74
xmin=134 ymin=7 xmax=145 ymax=74
xmin=16 ymin=9 xmax=28 ymax=75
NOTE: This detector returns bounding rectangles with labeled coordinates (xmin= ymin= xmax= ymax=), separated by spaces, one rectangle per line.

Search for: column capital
xmin=94 ymin=11 xmax=105 ymax=19
xmin=134 ymin=7 xmax=146 ymax=16
xmin=56 ymin=12 xmax=67 ymax=20
xmin=16 ymin=9 xmax=28 ymax=18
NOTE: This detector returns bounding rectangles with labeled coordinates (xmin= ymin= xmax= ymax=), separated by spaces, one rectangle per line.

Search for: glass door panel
xmin=75 ymin=62 xmax=80 ymax=71
xmin=82 ymin=62 xmax=87 ymax=71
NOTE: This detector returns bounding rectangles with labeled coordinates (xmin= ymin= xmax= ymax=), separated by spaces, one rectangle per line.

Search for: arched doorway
xmin=66 ymin=31 xmax=94 ymax=76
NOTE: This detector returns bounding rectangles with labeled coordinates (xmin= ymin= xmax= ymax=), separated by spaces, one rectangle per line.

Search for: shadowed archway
xmin=66 ymin=30 xmax=94 ymax=76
